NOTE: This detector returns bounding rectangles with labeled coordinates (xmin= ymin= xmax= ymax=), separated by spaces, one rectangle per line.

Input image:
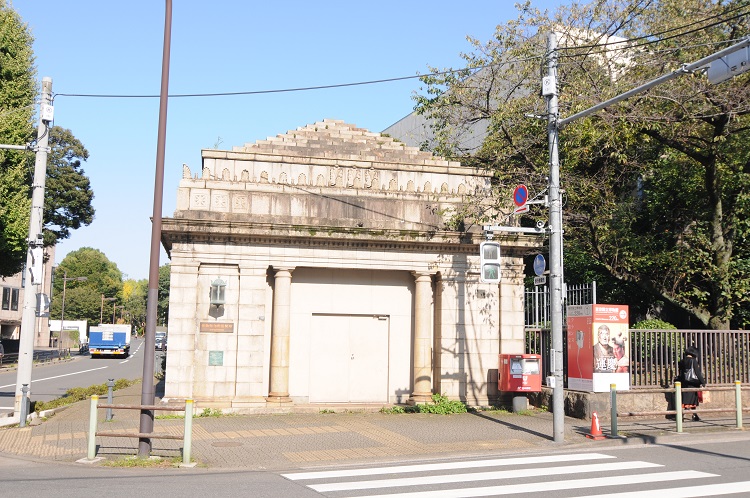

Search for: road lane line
xmin=0 ymin=366 xmax=109 ymax=389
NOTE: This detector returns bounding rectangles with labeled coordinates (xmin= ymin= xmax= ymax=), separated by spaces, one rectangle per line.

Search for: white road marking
xmin=311 ymin=460 xmax=662 ymax=492
xmin=283 ymin=452 xmax=616 ymax=480
xmin=350 ymin=471 xmax=716 ymax=498
xmin=0 ymin=366 xmax=109 ymax=389
xmin=579 ymin=481 xmax=750 ymax=497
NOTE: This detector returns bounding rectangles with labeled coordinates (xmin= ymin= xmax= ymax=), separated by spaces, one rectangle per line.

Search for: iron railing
xmin=524 ymin=328 xmax=750 ymax=388
xmin=524 ymin=281 xmax=596 ymax=329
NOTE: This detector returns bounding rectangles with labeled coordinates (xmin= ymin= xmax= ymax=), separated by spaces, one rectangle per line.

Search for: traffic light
xmin=480 ymin=241 xmax=501 ymax=283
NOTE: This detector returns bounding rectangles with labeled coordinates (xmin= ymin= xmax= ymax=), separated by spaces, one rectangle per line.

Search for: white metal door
xmin=349 ymin=315 xmax=389 ymax=402
xmin=309 ymin=314 xmax=389 ymax=403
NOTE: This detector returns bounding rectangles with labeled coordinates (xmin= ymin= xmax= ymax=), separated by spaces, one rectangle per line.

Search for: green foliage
xmin=158 ymin=263 xmax=170 ymax=326
xmin=43 ymin=126 xmax=95 ymax=244
xmin=416 ymin=0 xmax=750 ymax=329
xmin=380 ymin=394 xmax=468 ymax=414
xmin=34 ymin=378 xmax=138 ymax=413
xmin=632 ymin=319 xmax=677 ymax=330
xmin=0 ymin=4 xmax=35 ymax=277
xmin=0 ymin=5 xmax=94 ymax=277
xmin=198 ymin=408 xmax=223 ymax=417
xmin=50 ymin=247 xmax=124 ymax=325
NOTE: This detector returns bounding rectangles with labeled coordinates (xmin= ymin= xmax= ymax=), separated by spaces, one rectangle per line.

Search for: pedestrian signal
xmin=480 ymin=241 xmax=501 ymax=283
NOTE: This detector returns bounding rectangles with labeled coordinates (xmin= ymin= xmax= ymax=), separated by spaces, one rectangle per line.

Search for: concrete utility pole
xmin=139 ymin=0 xmax=172 ymax=457
xmin=15 ymin=77 xmax=53 ymax=417
xmin=544 ymin=33 xmax=565 ymax=444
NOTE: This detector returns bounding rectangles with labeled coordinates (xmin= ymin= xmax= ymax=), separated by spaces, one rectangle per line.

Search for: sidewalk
xmin=0 ymin=381 xmax=747 ymax=471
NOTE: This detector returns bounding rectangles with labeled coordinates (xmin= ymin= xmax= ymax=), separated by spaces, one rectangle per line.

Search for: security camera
xmin=536 ymin=220 xmax=546 ymax=229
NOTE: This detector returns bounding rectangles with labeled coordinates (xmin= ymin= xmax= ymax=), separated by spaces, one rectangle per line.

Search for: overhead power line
xmin=52 ymin=8 xmax=749 ymax=101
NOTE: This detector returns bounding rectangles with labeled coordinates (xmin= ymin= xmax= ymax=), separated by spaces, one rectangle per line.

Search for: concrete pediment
xmin=173 ymin=120 xmax=494 ymax=234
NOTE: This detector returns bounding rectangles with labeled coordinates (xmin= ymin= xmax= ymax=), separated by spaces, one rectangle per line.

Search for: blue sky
xmin=15 ymin=0 xmax=564 ymax=281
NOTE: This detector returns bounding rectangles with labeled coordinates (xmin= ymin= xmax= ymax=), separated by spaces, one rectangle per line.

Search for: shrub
xmin=632 ymin=319 xmax=676 ymax=329
xmin=34 ymin=378 xmax=140 ymax=413
xmin=380 ymin=394 xmax=467 ymax=415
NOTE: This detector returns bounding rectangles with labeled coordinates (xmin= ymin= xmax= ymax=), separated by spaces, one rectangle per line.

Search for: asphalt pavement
xmin=1 ymin=379 xmax=748 ymax=471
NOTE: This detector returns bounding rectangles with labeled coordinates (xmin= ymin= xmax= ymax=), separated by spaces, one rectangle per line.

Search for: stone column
xmin=267 ymin=267 xmax=294 ymax=404
xmin=409 ymin=272 xmax=434 ymax=404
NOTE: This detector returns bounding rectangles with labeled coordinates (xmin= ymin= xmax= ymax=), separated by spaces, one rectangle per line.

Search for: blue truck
xmin=89 ymin=324 xmax=131 ymax=357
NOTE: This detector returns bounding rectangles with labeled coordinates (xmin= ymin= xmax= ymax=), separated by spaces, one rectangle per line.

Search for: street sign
xmin=513 ymin=184 xmax=529 ymax=207
xmin=534 ymin=276 xmax=547 ymax=286
xmin=533 ymin=254 xmax=546 ymax=276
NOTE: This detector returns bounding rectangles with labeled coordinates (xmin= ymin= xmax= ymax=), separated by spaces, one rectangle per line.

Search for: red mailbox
xmin=498 ymin=354 xmax=542 ymax=392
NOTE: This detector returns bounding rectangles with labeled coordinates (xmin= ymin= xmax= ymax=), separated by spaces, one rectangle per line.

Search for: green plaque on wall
xmin=208 ymin=350 xmax=224 ymax=366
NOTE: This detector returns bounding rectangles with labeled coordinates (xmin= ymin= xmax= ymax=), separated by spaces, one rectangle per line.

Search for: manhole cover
xmin=212 ymin=441 xmax=244 ymax=448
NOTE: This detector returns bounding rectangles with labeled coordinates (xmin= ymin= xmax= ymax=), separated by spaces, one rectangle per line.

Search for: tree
xmin=0 ymin=3 xmax=94 ymax=276
xmin=416 ymin=0 xmax=750 ymax=329
xmin=43 ymin=127 xmax=95 ymax=244
xmin=158 ymin=263 xmax=170 ymax=326
xmin=0 ymin=3 xmax=35 ymax=276
xmin=123 ymin=277 xmax=148 ymax=334
xmin=50 ymin=247 xmax=123 ymax=324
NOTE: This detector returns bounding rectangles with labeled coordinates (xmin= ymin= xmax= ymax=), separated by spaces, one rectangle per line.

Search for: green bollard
xmin=87 ymin=395 xmax=99 ymax=460
xmin=610 ymin=384 xmax=618 ymax=437
xmin=736 ymin=381 xmax=743 ymax=430
xmin=675 ymin=382 xmax=683 ymax=433
xmin=183 ymin=399 xmax=193 ymax=464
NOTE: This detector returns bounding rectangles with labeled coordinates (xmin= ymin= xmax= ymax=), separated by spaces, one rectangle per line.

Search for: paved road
xmin=283 ymin=440 xmax=750 ymax=497
xmin=3 ymin=437 xmax=750 ymax=497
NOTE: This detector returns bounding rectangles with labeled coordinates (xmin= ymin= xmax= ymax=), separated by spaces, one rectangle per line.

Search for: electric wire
xmin=50 ymin=7 xmax=750 ymax=101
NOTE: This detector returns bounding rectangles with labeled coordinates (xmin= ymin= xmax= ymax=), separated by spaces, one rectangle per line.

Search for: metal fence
xmin=524 ymin=281 xmax=597 ymax=329
xmin=524 ymin=328 xmax=750 ymax=388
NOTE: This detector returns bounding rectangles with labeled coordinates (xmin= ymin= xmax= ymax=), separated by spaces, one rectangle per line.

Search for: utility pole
xmin=15 ymin=77 xmax=53 ymax=417
xmin=544 ymin=33 xmax=565 ymax=443
xmin=139 ymin=0 xmax=172 ymax=457
xmin=540 ymin=33 xmax=750 ymax=444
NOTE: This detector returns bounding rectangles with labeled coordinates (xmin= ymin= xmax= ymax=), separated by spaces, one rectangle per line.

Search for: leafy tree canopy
xmin=416 ymin=0 xmax=750 ymax=329
xmin=0 ymin=4 xmax=94 ymax=277
xmin=50 ymin=247 xmax=123 ymax=325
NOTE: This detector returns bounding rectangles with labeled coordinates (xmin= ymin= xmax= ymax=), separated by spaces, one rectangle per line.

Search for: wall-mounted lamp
xmin=210 ymin=278 xmax=226 ymax=307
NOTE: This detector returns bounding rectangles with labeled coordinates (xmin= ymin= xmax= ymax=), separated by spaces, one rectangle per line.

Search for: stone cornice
xmin=160 ymin=218 xmax=542 ymax=255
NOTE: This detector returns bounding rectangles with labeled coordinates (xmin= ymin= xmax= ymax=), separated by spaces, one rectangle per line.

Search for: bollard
xmin=19 ymin=384 xmax=29 ymax=428
xmin=105 ymin=379 xmax=114 ymax=421
xmin=183 ymin=399 xmax=194 ymax=464
xmin=675 ymin=381 xmax=683 ymax=433
xmin=88 ymin=395 xmax=99 ymax=460
xmin=736 ymin=381 xmax=743 ymax=430
xmin=610 ymin=384 xmax=618 ymax=437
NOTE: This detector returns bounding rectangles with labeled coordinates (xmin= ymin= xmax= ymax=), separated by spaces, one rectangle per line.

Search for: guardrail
xmin=86 ymin=394 xmax=194 ymax=464
xmin=610 ymin=381 xmax=749 ymax=436
xmin=0 ymin=349 xmax=72 ymax=367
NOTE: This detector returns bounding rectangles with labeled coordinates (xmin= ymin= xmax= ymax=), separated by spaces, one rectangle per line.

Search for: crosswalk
xmin=282 ymin=451 xmax=750 ymax=497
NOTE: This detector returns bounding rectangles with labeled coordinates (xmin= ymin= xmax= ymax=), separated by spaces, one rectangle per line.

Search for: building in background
xmin=0 ymin=246 xmax=54 ymax=348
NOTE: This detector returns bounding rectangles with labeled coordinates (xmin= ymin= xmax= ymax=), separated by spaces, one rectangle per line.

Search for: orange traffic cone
xmin=586 ymin=411 xmax=606 ymax=440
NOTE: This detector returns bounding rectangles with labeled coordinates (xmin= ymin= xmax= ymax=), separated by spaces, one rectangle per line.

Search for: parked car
xmin=155 ymin=331 xmax=167 ymax=351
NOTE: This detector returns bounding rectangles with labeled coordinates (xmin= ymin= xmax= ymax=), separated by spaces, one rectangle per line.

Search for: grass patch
xmin=100 ymin=455 xmax=186 ymax=468
xmin=33 ymin=378 xmax=140 ymax=413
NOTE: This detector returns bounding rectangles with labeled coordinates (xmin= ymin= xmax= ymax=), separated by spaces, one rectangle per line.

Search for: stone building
xmin=160 ymin=119 xmax=542 ymax=410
